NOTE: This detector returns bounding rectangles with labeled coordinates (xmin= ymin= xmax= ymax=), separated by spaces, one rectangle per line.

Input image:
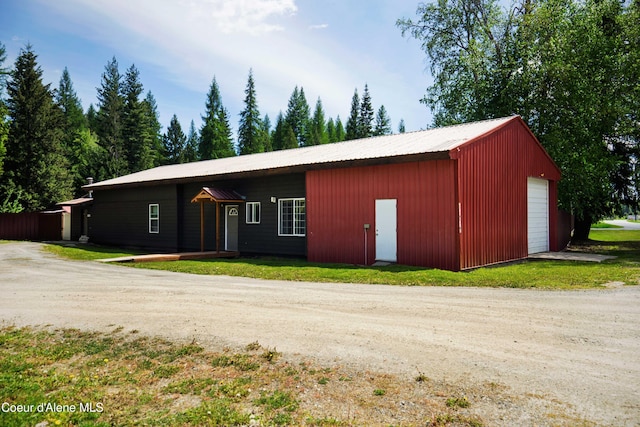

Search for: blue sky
xmin=1 ymin=0 xmax=434 ymax=136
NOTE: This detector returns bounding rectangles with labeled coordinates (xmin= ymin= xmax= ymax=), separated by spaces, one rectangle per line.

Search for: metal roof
xmin=191 ymin=187 xmax=245 ymax=203
xmin=86 ymin=116 xmax=517 ymax=190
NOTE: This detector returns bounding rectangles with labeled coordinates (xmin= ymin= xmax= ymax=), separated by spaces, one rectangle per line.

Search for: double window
xmin=246 ymin=202 xmax=260 ymax=224
xmin=278 ymin=198 xmax=305 ymax=237
xmin=149 ymin=204 xmax=159 ymax=233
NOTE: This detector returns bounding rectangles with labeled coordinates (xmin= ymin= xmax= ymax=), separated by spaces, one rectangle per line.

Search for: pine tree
xmin=398 ymin=119 xmax=406 ymax=134
xmin=326 ymin=118 xmax=336 ymax=143
xmin=55 ymin=67 xmax=90 ymax=194
xmin=122 ymin=64 xmax=154 ymax=172
xmin=0 ymin=42 xmax=9 ymax=179
xmin=3 ymin=45 xmax=72 ymax=211
xmin=86 ymin=104 xmax=98 ymax=132
xmin=238 ymin=69 xmax=264 ymax=155
xmin=345 ymin=89 xmax=360 ymax=141
xmin=143 ymin=91 xmax=163 ymax=166
xmin=334 ymin=116 xmax=345 ymax=142
xmin=271 ymin=112 xmax=298 ymax=151
xmin=374 ymin=105 xmax=392 ymax=136
xmin=261 ymin=114 xmax=272 ymax=152
xmin=183 ymin=120 xmax=199 ymax=163
xmin=358 ymin=84 xmax=374 ymax=138
xmin=199 ymin=77 xmax=235 ymax=159
xmin=96 ymin=57 xmax=126 ymax=177
xmin=285 ymin=86 xmax=310 ymax=147
xmin=308 ymin=97 xmax=328 ymax=145
xmin=163 ymin=114 xmax=186 ymax=164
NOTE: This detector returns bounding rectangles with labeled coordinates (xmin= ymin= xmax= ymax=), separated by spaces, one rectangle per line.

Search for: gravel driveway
xmin=1 ymin=242 xmax=639 ymax=426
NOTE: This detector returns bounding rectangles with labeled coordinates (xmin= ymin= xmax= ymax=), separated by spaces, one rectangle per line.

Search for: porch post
xmin=216 ymin=201 xmax=220 ymax=254
xmin=200 ymin=201 xmax=204 ymax=252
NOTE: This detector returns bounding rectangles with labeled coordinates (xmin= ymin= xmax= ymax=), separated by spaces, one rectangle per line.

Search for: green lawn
xmin=44 ymin=230 xmax=640 ymax=290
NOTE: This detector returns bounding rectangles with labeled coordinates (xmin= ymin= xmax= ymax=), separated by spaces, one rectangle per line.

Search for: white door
xmin=225 ymin=205 xmax=239 ymax=251
xmin=375 ymin=199 xmax=397 ymax=262
xmin=527 ymin=178 xmax=549 ymax=254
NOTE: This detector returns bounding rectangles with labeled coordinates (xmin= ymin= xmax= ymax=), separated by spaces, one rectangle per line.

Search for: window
xmin=278 ymin=198 xmax=305 ymax=237
xmin=246 ymin=202 xmax=260 ymax=224
xmin=149 ymin=204 xmax=159 ymax=233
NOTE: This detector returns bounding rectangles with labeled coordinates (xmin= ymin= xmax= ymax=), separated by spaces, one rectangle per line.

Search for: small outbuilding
xmin=83 ymin=116 xmax=562 ymax=271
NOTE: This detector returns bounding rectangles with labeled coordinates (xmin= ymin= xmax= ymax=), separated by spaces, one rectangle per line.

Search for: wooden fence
xmin=0 ymin=212 xmax=63 ymax=241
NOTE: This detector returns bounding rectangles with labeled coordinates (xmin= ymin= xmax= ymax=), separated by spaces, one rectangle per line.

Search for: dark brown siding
xmin=306 ymin=161 xmax=459 ymax=271
xmin=0 ymin=212 xmax=62 ymax=241
xmin=453 ymin=118 xmax=561 ymax=269
xmin=90 ymin=185 xmax=178 ymax=250
xmin=179 ymin=174 xmax=307 ymax=256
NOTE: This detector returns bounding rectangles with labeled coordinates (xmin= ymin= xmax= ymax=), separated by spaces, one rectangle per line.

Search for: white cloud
xmin=308 ymin=23 xmax=328 ymax=30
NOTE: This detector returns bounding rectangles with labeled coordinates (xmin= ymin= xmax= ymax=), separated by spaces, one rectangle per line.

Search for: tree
xmin=163 ymin=114 xmax=186 ymax=164
xmin=183 ymin=120 xmax=199 ymax=163
xmin=344 ymin=89 xmax=360 ymax=141
xmin=238 ymin=69 xmax=264 ymax=154
xmin=261 ymin=114 xmax=272 ymax=152
xmin=397 ymin=0 xmax=638 ymax=240
xmin=398 ymin=118 xmax=406 ymax=134
xmin=271 ymin=112 xmax=297 ymax=151
xmin=122 ymin=64 xmax=154 ymax=172
xmin=357 ymin=84 xmax=374 ymax=138
xmin=374 ymin=105 xmax=392 ymax=136
xmin=334 ymin=116 xmax=345 ymax=142
xmin=308 ymin=97 xmax=328 ymax=145
xmin=143 ymin=91 xmax=163 ymax=166
xmin=96 ymin=57 xmax=126 ymax=178
xmin=199 ymin=77 xmax=235 ymax=159
xmin=55 ymin=67 xmax=91 ymax=194
xmin=0 ymin=42 xmax=9 ymax=179
xmin=3 ymin=45 xmax=72 ymax=211
xmin=285 ymin=86 xmax=310 ymax=147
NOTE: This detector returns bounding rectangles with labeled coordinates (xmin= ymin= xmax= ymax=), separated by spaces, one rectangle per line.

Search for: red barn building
xmin=84 ymin=116 xmax=562 ymax=271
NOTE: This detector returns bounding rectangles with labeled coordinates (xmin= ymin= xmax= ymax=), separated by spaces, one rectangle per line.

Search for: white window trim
xmin=149 ymin=203 xmax=159 ymax=234
xmin=246 ymin=202 xmax=261 ymax=224
xmin=278 ymin=198 xmax=306 ymax=237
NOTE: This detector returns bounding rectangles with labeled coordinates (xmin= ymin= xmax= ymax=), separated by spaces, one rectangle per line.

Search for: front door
xmin=225 ymin=205 xmax=239 ymax=251
xmin=375 ymin=199 xmax=397 ymax=262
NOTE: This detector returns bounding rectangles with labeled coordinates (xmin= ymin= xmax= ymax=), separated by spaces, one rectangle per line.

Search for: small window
xmin=246 ymin=202 xmax=260 ymax=224
xmin=149 ymin=204 xmax=159 ymax=233
xmin=278 ymin=198 xmax=305 ymax=237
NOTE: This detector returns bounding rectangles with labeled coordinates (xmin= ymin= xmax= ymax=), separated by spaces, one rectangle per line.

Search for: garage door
xmin=527 ymin=178 xmax=549 ymax=254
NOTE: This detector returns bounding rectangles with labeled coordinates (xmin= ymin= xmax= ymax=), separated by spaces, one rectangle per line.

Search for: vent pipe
xmin=87 ymin=177 xmax=94 ymax=198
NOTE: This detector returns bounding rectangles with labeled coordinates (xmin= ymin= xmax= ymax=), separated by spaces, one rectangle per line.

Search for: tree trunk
xmin=572 ymin=214 xmax=593 ymax=242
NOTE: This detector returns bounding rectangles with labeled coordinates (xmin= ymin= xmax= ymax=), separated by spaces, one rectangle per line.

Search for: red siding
xmin=453 ymin=118 xmax=561 ymax=269
xmin=307 ymin=160 xmax=460 ymax=271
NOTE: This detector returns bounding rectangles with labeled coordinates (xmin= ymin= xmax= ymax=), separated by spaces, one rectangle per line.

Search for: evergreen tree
xmin=308 ymin=97 xmax=328 ymax=145
xmin=0 ymin=42 xmax=9 ymax=179
xmin=183 ymin=120 xmax=199 ymax=163
xmin=334 ymin=116 xmax=345 ymax=142
xmin=374 ymin=105 xmax=392 ymax=136
xmin=358 ymin=84 xmax=374 ymax=138
xmin=345 ymin=89 xmax=360 ymax=140
xmin=326 ymin=117 xmax=336 ymax=143
xmin=55 ymin=67 xmax=91 ymax=194
xmin=96 ymin=57 xmax=126 ymax=177
xmin=122 ymin=64 xmax=153 ymax=172
xmin=163 ymin=114 xmax=186 ymax=164
xmin=261 ymin=114 xmax=272 ymax=152
xmin=398 ymin=119 xmax=406 ymax=134
xmin=143 ymin=91 xmax=163 ymax=166
xmin=238 ymin=69 xmax=264 ymax=154
xmin=3 ymin=45 xmax=72 ymax=211
xmin=199 ymin=77 xmax=235 ymax=159
xmin=285 ymin=86 xmax=310 ymax=147
xmin=86 ymin=104 xmax=98 ymax=132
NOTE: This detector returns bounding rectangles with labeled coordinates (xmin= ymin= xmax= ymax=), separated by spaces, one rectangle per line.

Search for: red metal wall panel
xmin=307 ymin=160 xmax=460 ymax=271
xmin=453 ymin=119 xmax=561 ymax=269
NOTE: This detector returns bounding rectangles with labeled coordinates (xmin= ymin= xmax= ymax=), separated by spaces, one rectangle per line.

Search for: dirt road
xmin=1 ymin=242 xmax=639 ymax=425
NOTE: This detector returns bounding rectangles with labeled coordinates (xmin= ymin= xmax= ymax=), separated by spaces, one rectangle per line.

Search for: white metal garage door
xmin=527 ymin=178 xmax=549 ymax=254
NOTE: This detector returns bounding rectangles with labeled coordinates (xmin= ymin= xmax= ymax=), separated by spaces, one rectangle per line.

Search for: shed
xmin=82 ymin=116 xmax=561 ymax=271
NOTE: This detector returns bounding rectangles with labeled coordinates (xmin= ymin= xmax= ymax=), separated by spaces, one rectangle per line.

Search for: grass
xmin=591 ymin=221 xmax=623 ymax=229
xmin=0 ymin=325 xmax=495 ymax=426
xmin=43 ymin=229 xmax=640 ymax=289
